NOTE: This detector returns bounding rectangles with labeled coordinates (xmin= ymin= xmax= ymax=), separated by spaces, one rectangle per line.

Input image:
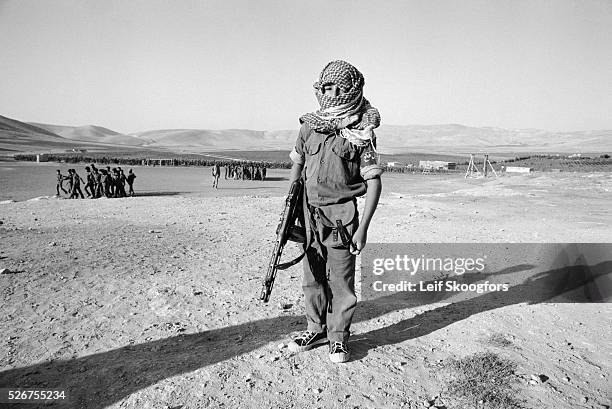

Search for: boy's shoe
xmin=329 ymin=341 xmax=350 ymax=363
xmin=288 ymin=330 xmax=328 ymax=352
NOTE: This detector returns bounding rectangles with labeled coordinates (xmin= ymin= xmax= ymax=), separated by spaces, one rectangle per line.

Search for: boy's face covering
xmin=314 ymin=60 xmax=364 ymax=110
xmin=322 ymin=83 xmax=343 ymax=97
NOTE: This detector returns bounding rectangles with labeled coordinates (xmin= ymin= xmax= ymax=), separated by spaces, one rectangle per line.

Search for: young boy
xmin=55 ymin=169 xmax=68 ymax=196
xmin=287 ymin=60 xmax=384 ymax=363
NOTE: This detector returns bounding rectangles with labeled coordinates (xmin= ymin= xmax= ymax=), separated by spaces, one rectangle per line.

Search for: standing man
xmin=212 ymin=162 xmax=220 ymax=189
xmin=118 ymin=168 xmax=127 ymax=197
xmin=286 ymin=60 xmax=384 ymax=363
xmin=126 ymin=169 xmax=136 ymax=196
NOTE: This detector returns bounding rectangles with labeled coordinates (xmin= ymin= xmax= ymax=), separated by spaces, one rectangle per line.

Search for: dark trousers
xmin=302 ymin=244 xmax=357 ymax=343
xmin=115 ymin=183 xmax=126 ymax=197
xmin=71 ymin=186 xmax=84 ymax=199
xmin=84 ymin=183 xmax=94 ymax=197
xmin=128 ymin=183 xmax=134 ymax=196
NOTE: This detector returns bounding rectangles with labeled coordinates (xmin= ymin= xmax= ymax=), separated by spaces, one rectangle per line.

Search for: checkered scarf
xmin=300 ymin=60 xmax=381 ymax=134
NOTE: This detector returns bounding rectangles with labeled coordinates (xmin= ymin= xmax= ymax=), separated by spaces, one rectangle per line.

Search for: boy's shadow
xmin=349 ymin=259 xmax=612 ymax=361
xmin=0 ymin=255 xmax=609 ymax=407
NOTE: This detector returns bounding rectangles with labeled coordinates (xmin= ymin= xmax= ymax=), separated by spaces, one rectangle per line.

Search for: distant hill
xmin=31 ymin=123 xmax=146 ymax=146
xmin=375 ymin=124 xmax=612 ymax=155
xmin=2 ymin=113 xmax=611 ymax=156
xmin=0 ymin=115 xmax=144 ymax=154
xmin=0 ymin=115 xmax=63 ymax=139
xmin=130 ymin=124 xmax=612 ymax=155
xmin=130 ymin=129 xmax=297 ymax=151
xmin=0 ymin=114 xmax=76 ymax=153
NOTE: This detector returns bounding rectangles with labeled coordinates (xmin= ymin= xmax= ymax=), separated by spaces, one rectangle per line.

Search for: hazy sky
xmin=1 ymin=0 xmax=611 ymax=133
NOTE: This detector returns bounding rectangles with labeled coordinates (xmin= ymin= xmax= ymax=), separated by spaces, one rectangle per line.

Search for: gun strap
xmin=276 ymin=251 xmax=305 ymax=270
xmin=336 ymin=220 xmax=357 ymax=252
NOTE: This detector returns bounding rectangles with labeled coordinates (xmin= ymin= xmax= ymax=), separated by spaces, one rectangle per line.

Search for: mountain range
xmin=1 ymin=114 xmax=610 ymax=156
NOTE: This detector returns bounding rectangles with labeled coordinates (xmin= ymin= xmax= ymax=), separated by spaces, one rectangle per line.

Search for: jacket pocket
xmin=304 ymin=139 xmax=322 ymax=155
xmin=331 ymin=138 xmax=358 ymax=161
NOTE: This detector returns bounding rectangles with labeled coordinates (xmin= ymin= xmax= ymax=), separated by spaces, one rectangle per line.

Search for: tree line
xmin=13 ymin=153 xmax=293 ymax=169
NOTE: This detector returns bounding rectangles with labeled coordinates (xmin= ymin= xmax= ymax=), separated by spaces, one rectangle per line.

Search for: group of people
xmin=211 ymin=162 xmax=268 ymax=189
xmin=55 ymin=165 xmax=136 ymax=199
xmin=225 ymin=163 xmax=267 ymax=181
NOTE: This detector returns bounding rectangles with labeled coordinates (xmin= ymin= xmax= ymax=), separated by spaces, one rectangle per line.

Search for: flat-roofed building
xmin=418 ymin=160 xmax=456 ymax=170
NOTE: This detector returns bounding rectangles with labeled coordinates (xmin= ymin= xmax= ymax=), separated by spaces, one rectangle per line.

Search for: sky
xmin=1 ymin=0 xmax=611 ymax=134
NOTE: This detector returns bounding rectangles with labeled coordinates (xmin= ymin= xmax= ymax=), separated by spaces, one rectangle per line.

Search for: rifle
xmin=260 ymin=178 xmax=306 ymax=302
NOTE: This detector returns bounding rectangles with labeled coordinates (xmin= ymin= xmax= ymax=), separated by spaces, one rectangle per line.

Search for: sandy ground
xmin=0 ymin=170 xmax=611 ymax=409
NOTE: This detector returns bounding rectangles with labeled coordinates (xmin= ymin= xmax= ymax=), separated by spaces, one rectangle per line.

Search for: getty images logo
xmin=372 ymin=254 xmax=487 ymax=276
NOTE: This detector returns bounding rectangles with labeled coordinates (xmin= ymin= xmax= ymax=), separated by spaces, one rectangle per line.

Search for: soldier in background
xmin=70 ymin=169 xmax=85 ymax=199
xmin=102 ymin=169 xmax=112 ymax=197
xmin=65 ymin=169 xmax=74 ymax=196
xmin=55 ymin=169 xmax=68 ymax=196
xmin=106 ymin=166 xmax=115 ymax=197
xmin=126 ymin=169 xmax=136 ymax=196
xmin=212 ymin=162 xmax=220 ymax=189
xmin=94 ymin=167 xmax=103 ymax=198
xmin=119 ymin=169 xmax=127 ymax=197
xmin=112 ymin=168 xmax=121 ymax=197
xmin=84 ymin=167 xmax=95 ymax=198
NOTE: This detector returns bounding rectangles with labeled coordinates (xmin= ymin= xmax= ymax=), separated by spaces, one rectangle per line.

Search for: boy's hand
xmin=350 ymin=225 xmax=367 ymax=255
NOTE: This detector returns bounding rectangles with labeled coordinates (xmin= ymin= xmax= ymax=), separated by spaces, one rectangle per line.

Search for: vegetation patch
xmin=485 ymin=333 xmax=514 ymax=348
xmin=441 ymin=352 xmax=523 ymax=409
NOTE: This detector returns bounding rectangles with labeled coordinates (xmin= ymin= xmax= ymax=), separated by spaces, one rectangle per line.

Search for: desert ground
xmin=0 ymin=164 xmax=611 ymax=409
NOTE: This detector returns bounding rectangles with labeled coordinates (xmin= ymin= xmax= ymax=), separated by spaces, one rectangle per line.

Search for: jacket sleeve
xmin=289 ymin=123 xmax=310 ymax=165
xmin=359 ymin=136 xmax=384 ymax=180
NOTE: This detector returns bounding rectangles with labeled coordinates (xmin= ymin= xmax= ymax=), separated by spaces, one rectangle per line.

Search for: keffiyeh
xmin=299 ymin=60 xmax=381 ymax=138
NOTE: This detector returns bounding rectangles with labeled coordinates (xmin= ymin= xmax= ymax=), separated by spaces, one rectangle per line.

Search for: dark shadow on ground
xmin=0 ymin=260 xmax=609 ymax=408
xmin=51 ymin=192 xmax=186 ymax=199
xmin=258 ymin=177 xmax=288 ymax=182
xmin=349 ymin=260 xmax=612 ymax=360
xmin=216 ymin=186 xmax=283 ymax=190
xmin=132 ymin=192 xmax=185 ymax=197
xmin=0 ymin=269 xmax=25 ymax=275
